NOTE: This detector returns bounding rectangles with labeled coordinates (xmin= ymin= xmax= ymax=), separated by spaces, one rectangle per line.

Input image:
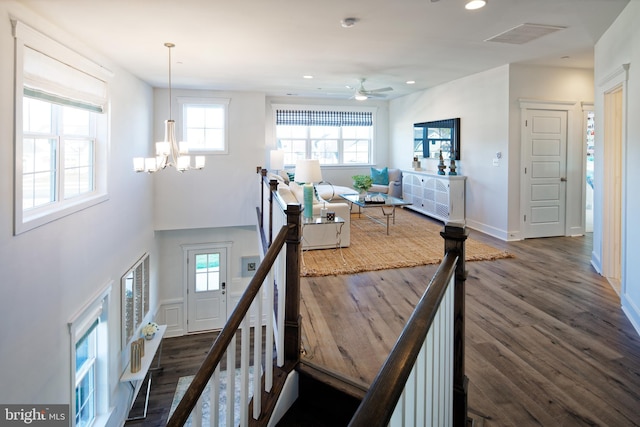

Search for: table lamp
xmin=294 ymin=159 xmax=322 ymax=219
xmin=270 ymin=150 xmax=284 ymax=173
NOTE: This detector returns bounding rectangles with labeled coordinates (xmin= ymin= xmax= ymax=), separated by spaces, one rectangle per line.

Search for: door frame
xmin=519 ymin=99 xmax=579 ymax=239
xmin=181 ymin=241 xmax=233 ymax=333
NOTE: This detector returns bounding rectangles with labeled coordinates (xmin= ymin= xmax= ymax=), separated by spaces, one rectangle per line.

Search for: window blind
xmin=23 ymin=47 xmax=107 ymax=113
xmin=276 ymin=110 xmax=372 ymax=126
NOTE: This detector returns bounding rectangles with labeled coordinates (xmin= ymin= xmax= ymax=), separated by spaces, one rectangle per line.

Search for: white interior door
xmin=186 ymin=246 xmax=227 ymax=332
xmin=522 ymin=109 xmax=568 ymax=238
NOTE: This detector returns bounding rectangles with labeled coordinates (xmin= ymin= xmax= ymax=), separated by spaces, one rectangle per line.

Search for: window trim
xmin=13 ymin=20 xmax=112 ymax=235
xmin=69 ymin=281 xmax=112 ymax=427
xmin=177 ymin=97 xmax=230 ymax=155
xmin=271 ymin=103 xmax=378 ymax=166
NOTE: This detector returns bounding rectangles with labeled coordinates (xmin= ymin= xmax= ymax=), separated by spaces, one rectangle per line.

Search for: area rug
xmin=301 ymin=208 xmax=512 ymax=277
xmin=169 ymin=366 xmax=254 ymax=427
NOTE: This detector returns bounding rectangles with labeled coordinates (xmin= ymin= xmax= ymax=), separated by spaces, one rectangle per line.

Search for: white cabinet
xmin=402 ymin=171 xmax=466 ymax=224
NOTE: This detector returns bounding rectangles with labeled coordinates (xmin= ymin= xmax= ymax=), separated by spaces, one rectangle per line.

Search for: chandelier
xmin=134 ymin=43 xmax=205 ymax=173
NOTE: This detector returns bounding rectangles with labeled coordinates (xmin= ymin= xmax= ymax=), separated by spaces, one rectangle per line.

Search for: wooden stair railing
xmin=349 ymin=224 xmax=469 ymax=427
xmin=257 ymin=167 xmax=470 ymax=427
xmin=166 ymin=198 xmax=302 ymax=427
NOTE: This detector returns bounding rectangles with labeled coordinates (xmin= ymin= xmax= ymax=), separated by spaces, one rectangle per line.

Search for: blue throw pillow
xmin=371 ymin=167 xmax=389 ymax=185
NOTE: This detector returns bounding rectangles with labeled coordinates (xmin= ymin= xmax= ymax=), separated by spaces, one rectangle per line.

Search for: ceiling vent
xmin=485 ymin=23 xmax=566 ymax=44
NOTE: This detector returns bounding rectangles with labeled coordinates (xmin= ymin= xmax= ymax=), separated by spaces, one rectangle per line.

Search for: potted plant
xmin=352 ymin=175 xmax=373 ymax=199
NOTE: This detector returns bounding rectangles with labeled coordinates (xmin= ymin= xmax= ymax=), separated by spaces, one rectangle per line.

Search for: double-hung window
xmin=69 ymin=283 xmax=111 ymax=427
xmin=178 ymin=97 xmax=230 ymax=154
xmin=75 ymin=320 xmax=98 ymax=427
xmin=274 ymin=106 xmax=375 ymax=166
xmin=13 ymin=20 xmax=111 ymax=234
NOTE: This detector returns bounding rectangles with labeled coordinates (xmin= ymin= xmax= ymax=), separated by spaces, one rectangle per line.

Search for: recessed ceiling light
xmin=341 ymin=17 xmax=358 ymax=28
xmin=406 ymin=80 xmax=416 ymax=85
xmin=465 ymin=0 xmax=486 ymax=10
xmin=303 ymin=75 xmax=314 ymax=79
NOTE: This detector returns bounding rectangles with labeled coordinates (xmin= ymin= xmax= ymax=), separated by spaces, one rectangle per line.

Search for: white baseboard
xmin=465 ymin=219 xmax=518 ymax=241
xmin=622 ymin=293 xmax=640 ymax=338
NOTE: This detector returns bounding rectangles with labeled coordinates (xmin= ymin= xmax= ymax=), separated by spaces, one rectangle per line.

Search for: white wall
xmin=508 ymin=64 xmax=595 ymax=238
xmin=152 ymin=89 xmax=266 ymax=230
xmin=389 ymin=66 xmax=511 ymax=239
xmin=388 ymin=64 xmax=594 ymax=241
xmin=0 ymin=2 xmax=156 ymax=425
xmin=594 ymin=1 xmax=640 ymax=333
xmin=154 ymin=226 xmax=259 ymax=336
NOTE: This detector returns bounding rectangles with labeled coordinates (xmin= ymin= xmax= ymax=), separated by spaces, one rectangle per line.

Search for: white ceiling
xmin=17 ymin=0 xmax=630 ymax=100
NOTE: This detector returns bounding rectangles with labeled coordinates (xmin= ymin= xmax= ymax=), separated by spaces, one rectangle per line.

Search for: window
xmin=195 ymin=252 xmax=221 ymax=292
xmin=75 ymin=321 xmax=97 ymax=427
xmin=69 ymin=282 xmax=111 ymax=427
xmin=274 ymin=107 xmax=375 ymax=166
xmin=179 ymin=97 xmax=229 ymax=154
xmin=121 ymin=254 xmax=150 ymax=349
xmin=13 ymin=21 xmax=111 ymax=234
xmin=22 ymin=97 xmax=97 ymax=210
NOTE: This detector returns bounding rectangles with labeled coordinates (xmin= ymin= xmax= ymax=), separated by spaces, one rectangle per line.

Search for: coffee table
xmin=340 ymin=193 xmax=412 ymax=235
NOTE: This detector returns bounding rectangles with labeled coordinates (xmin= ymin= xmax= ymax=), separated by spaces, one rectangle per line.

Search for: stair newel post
xmin=284 ymin=204 xmax=302 ymax=363
xmin=268 ymin=178 xmax=279 ymax=247
xmin=441 ymin=224 xmax=469 ymax=427
xmin=259 ymin=167 xmax=267 ymax=229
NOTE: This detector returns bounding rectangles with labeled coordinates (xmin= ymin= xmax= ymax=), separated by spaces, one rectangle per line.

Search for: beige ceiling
xmin=16 ymin=0 xmax=629 ymax=99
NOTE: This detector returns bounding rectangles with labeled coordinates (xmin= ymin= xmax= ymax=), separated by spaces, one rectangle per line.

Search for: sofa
xmin=268 ymin=172 xmax=351 ymax=249
xmin=369 ymin=167 xmax=403 ymax=198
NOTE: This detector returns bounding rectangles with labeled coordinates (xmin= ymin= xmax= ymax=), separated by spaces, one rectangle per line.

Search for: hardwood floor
xmin=128 ymin=221 xmax=640 ymax=426
xmin=300 ymin=226 xmax=640 ymax=426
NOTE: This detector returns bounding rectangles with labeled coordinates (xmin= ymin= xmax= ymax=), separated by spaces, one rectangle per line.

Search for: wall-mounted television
xmin=414 ymin=118 xmax=460 ymax=160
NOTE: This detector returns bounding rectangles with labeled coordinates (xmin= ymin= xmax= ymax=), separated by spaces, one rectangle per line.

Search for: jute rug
xmin=301 ymin=208 xmax=512 ymax=277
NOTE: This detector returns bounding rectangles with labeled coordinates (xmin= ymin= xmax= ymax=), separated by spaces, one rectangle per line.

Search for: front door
xmin=522 ymin=109 xmax=568 ymax=238
xmin=185 ymin=246 xmax=228 ymax=332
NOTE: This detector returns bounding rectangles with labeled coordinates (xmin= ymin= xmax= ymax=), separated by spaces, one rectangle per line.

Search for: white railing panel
xmin=265 ymin=269 xmax=274 ymax=392
xmin=240 ymin=315 xmax=250 ymax=427
xmin=209 ymin=365 xmax=221 ymax=427
xmin=226 ymin=335 xmax=236 ymax=427
xmin=389 ymin=274 xmax=455 ymax=427
xmin=253 ymin=287 xmax=263 ymax=419
xmin=193 ymin=394 xmax=203 ymax=427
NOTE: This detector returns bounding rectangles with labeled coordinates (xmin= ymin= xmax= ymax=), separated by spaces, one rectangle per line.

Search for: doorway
xmin=602 ymin=87 xmax=623 ymax=295
xmin=183 ymin=243 xmax=229 ymax=332
xmin=521 ymin=108 xmax=568 ymax=238
xmin=584 ymin=110 xmax=595 ymax=233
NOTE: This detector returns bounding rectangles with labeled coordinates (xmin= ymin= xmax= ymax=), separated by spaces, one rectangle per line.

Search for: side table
xmin=302 ymin=215 xmax=346 ymax=263
xmin=121 ymin=324 xmax=167 ymax=420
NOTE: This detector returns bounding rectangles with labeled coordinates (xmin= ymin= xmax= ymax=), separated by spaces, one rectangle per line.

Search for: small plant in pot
xmin=352 ymin=175 xmax=373 ymax=199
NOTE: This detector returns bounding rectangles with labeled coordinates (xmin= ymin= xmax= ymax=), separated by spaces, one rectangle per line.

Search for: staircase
xmin=276 ymin=363 xmax=366 ymax=427
xmin=165 ymin=169 xmax=470 ymax=427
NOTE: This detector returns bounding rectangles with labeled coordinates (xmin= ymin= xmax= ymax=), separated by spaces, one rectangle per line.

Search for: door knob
xmin=560 ymin=177 xmax=567 ymax=182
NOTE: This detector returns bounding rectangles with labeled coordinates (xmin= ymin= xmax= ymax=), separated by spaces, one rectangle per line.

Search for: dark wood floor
xmin=127 ymin=221 xmax=640 ymax=426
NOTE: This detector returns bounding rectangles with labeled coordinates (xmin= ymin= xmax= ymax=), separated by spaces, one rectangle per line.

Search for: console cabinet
xmin=402 ymin=171 xmax=466 ymax=224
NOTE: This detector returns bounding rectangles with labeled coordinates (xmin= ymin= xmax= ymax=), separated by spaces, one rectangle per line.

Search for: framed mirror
xmin=414 ymin=118 xmax=460 ymax=160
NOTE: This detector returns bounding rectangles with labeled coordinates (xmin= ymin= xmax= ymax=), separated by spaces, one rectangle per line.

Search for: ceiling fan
xmin=348 ymin=78 xmax=393 ymax=100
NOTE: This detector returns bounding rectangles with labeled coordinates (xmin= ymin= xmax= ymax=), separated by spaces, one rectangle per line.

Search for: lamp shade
xmin=294 ymin=159 xmax=322 ymax=183
xmin=270 ymin=150 xmax=285 ymax=170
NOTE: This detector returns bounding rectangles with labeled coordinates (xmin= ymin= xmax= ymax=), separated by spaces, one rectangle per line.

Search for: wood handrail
xmin=166 ymin=222 xmax=294 ymax=427
xmin=348 ymin=251 xmax=460 ymax=426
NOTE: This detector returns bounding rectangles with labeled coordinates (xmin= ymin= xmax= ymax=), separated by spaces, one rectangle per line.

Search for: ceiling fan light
xmin=465 ymin=0 xmax=486 ymax=10
xmin=355 ymin=93 xmax=368 ymax=101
